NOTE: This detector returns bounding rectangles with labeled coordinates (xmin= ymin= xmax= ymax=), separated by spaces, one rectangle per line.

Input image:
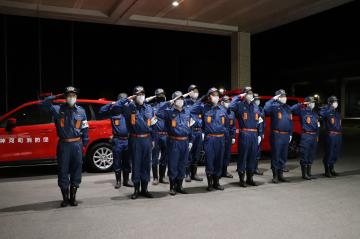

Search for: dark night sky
xmin=1 ymin=0 xmax=360 ymax=115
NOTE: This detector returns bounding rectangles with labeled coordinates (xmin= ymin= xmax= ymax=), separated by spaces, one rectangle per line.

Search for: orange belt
xmin=62 ymin=137 xmax=81 ymax=142
xmin=207 ymin=133 xmax=224 ymax=137
xmin=131 ymin=133 xmax=150 ymax=138
xmin=240 ymin=128 xmax=258 ymax=132
xmin=155 ymin=131 xmax=168 ymax=135
xmin=328 ymin=131 xmax=342 ymax=135
xmin=272 ymin=130 xmax=289 ymax=135
xmin=302 ymin=131 xmax=317 ymax=135
xmin=169 ymin=136 xmax=188 ymax=141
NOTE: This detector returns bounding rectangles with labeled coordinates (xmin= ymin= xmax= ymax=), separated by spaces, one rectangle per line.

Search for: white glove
xmin=258 ymin=136 xmax=262 ymax=145
xmin=202 ymin=133 xmax=205 ymax=141
xmin=188 ymin=143 xmax=193 ymax=151
xmin=231 ymin=138 xmax=236 ymax=145
xmin=273 ymin=94 xmax=282 ymax=100
xmin=289 ymin=135 xmax=292 ymax=143
xmin=150 ymin=117 xmax=158 ymax=126
xmin=145 ymin=95 xmax=156 ymax=102
xmin=189 ymin=118 xmax=195 ymax=127
xmin=258 ymin=117 xmax=263 ymax=124
xmin=239 ymin=93 xmax=246 ymax=98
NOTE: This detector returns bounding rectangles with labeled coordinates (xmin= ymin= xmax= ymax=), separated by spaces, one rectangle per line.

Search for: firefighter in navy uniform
xmin=220 ymin=95 xmax=236 ymax=178
xmin=156 ymin=91 xmax=194 ymax=195
xmin=254 ymin=93 xmax=264 ymax=176
xmin=291 ymin=96 xmax=319 ymax=180
xmin=230 ymin=87 xmax=261 ymax=187
xmin=184 ymin=84 xmax=203 ymax=182
xmin=99 ymin=92 xmax=133 ymax=189
xmin=190 ymin=87 xmax=227 ymax=191
xmin=42 ymin=86 xmax=89 ymax=207
xmin=150 ymin=88 xmax=169 ymax=185
xmin=112 ymin=86 xmax=156 ymax=199
xmin=319 ymin=96 xmax=342 ymax=177
xmin=264 ymin=89 xmax=293 ymax=183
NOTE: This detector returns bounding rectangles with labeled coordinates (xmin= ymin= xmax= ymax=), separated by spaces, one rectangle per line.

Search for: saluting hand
xmin=127 ymin=95 xmax=136 ymax=101
xmin=273 ymin=94 xmax=282 ymax=100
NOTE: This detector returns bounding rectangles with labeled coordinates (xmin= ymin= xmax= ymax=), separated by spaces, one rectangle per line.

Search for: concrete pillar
xmin=231 ymin=32 xmax=251 ymax=90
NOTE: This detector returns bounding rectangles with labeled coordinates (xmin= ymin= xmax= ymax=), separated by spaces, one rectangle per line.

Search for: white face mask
xmin=254 ymin=99 xmax=260 ymax=106
xmin=223 ymin=102 xmax=230 ymax=109
xmin=174 ymin=99 xmax=184 ymax=109
xmin=332 ymin=102 xmax=338 ymax=109
xmin=211 ymin=95 xmax=219 ymax=105
xmin=66 ymin=97 xmax=77 ymax=106
xmin=135 ymin=95 xmax=145 ymax=105
xmin=190 ymin=92 xmax=199 ymax=100
xmin=308 ymin=102 xmax=315 ymax=110
xmin=245 ymin=94 xmax=254 ymax=102
xmin=279 ymin=96 xmax=287 ymax=104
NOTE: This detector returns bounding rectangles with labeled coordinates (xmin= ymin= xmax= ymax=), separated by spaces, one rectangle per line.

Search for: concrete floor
xmin=0 ymin=126 xmax=360 ymax=239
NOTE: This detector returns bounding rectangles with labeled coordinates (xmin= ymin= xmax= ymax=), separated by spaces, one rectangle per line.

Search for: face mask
xmin=174 ymin=99 xmax=184 ymax=109
xmin=66 ymin=97 xmax=76 ymax=106
xmin=254 ymin=99 xmax=260 ymax=106
xmin=190 ymin=92 xmax=199 ymax=100
xmin=211 ymin=95 xmax=219 ymax=105
xmin=245 ymin=94 xmax=254 ymax=102
xmin=135 ymin=95 xmax=145 ymax=105
xmin=223 ymin=102 xmax=230 ymax=109
xmin=308 ymin=102 xmax=315 ymax=110
xmin=279 ymin=97 xmax=287 ymax=104
xmin=332 ymin=102 xmax=338 ymax=109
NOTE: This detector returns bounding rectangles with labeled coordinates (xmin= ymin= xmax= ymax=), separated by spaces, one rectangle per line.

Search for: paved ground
xmin=0 ymin=126 xmax=360 ymax=239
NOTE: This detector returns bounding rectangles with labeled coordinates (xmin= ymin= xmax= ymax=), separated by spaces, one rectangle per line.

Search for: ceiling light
xmin=172 ymin=1 xmax=180 ymax=7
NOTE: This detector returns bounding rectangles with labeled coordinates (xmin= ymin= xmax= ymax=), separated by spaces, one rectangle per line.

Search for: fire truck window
xmin=5 ymin=104 xmax=53 ymax=126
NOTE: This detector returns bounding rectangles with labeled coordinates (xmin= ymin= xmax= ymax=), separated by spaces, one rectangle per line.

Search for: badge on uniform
xmin=131 ymin=114 xmax=136 ymax=125
xmin=171 ymin=119 xmax=177 ymax=128
xmin=306 ymin=116 xmax=311 ymax=124
xmin=243 ymin=112 xmax=248 ymax=120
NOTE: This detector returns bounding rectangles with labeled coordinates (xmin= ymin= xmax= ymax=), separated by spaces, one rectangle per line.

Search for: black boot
xmin=60 ymin=188 xmax=69 ymax=207
xmin=272 ymin=168 xmax=279 ymax=184
xmin=329 ymin=165 xmax=339 ymax=177
xmin=185 ymin=167 xmax=191 ymax=182
xmin=131 ymin=182 xmax=140 ymax=200
xmin=213 ymin=175 xmax=224 ymax=190
xmin=246 ymin=171 xmax=258 ymax=186
xmin=206 ymin=174 xmax=213 ymax=191
xmin=141 ymin=181 xmax=153 ymax=198
xmin=169 ymin=179 xmax=176 ymax=196
xmin=123 ymin=172 xmax=134 ymax=187
xmin=222 ymin=166 xmax=233 ymax=178
xmin=324 ymin=165 xmax=332 ymax=177
xmin=301 ymin=165 xmax=311 ymax=180
xmin=69 ymin=186 xmax=78 ymax=207
xmin=191 ymin=165 xmax=203 ymax=181
xmin=152 ymin=165 xmax=159 ymax=185
xmin=115 ymin=171 xmax=121 ymax=189
xmin=159 ymin=165 xmax=169 ymax=184
xmin=176 ymin=179 xmax=188 ymax=194
xmin=254 ymin=161 xmax=263 ymax=175
xmin=306 ymin=165 xmax=316 ymax=179
xmin=238 ymin=172 xmax=247 ymax=187
xmin=278 ymin=170 xmax=290 ymax=182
